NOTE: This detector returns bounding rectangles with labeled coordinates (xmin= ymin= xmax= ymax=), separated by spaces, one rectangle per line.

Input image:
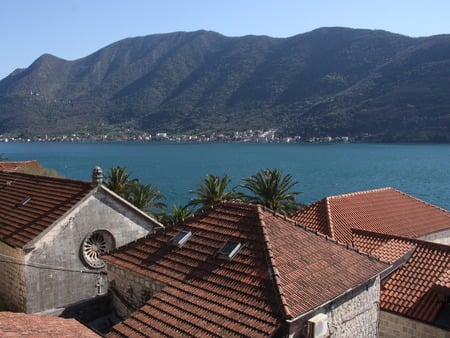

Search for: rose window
xmin=81 ymin=230 xmax=115 ymax=269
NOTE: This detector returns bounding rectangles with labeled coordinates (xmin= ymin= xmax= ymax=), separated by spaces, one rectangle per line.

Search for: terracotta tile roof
xmin=105 ymin=202 xmax=387 ymax=337
xmin=0 ymin=171 xmax=94 ymax=248
xmin=435 ymin=269 xmax=450 ymax=291
xmin=0 ymin=311 xmax=100 ymax=337
xmin=352 ymin=230 xmax=450 ymax=323
xmin=261 ymin=210 xmax=387 ymax=319
xmin=0 ymin=160 xmax=43 ymax=173
xmin=292 ymin=187 xmax=450 ymax=245
xmin=369 ymin=237 xmax=415 ymax=264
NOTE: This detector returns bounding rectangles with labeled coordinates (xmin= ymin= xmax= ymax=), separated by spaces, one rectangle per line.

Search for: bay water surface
xmin=1 ymin=142 xmax=449 ymax=210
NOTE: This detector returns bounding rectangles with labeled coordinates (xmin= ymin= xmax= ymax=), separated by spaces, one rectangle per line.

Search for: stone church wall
xmin=0 ymin=241 xmax=26 ymax=312
xmin=25 ymin=190 xmax=155 ymax=314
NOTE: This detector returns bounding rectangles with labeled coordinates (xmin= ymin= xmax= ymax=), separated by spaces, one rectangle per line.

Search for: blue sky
xmin=1 ymin=0 xmax=449 ymax=79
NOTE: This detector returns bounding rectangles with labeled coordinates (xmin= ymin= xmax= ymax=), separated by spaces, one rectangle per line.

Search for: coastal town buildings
xmin=292 ymin=187 xmax=450 ymax=336
xmin=0 ymin=129 xmax=351 ymax=144
xmin=1 ymin=161 xmax=449 ymax=336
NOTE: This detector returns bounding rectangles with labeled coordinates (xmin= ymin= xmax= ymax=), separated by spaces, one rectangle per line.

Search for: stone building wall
xmin=0 ymin=241 xmax=26 ymax=312
xmin=419 ymin=229 xmax=450 ymax=245
xmin=106 ymin=263 xmax=166 ymax=319
xmin=289 ymin=276 xmax=381 ymax=338
xmin=25 ymin=190 xmax=155 ymax=313
xmin=379 ymin=311 xmax=450 ymax=338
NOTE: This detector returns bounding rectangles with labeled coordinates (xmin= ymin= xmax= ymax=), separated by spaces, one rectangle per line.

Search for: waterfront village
xmin=0 ymin=160 xmax=449 ymax=337
xmin=0 ymin=128 xmax=352 ymax=143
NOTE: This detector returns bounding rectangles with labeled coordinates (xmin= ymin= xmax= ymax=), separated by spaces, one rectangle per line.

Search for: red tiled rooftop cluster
xmin=292 ymin=187 xmax=450 ymax=245
xmin=105 ymin=202 xmax=387 ymax=337
xmin=353 ymin=230 xmax=450 ymax=323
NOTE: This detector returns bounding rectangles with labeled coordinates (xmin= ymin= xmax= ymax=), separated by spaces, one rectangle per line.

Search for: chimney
xmin=91 ymin=166 xmax=103 ymax=187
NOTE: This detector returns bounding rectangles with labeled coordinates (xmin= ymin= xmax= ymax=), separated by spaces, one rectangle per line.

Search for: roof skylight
xmin=217 ymin=241 xmax=242 ymax=261
xmin=169 ymin=231 xmax=193 ymax=248
xmin=19 ymin=196 xmax=31 ymax=206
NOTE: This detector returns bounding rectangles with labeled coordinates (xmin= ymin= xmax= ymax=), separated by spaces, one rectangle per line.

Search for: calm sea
xmin=1 ymin=142 xmax=449 ymax=210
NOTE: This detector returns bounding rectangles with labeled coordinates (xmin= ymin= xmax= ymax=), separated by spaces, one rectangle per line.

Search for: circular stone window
xmin=81 ymin=230 xmax=115 ymax=269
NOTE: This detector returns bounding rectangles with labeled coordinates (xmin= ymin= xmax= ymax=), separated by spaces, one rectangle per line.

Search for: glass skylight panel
xmin=19 ymin=196 xmax=31 ymax=206
xmin=169 ymin=231 xmax=193 ymax=248
xmin=217 ymin=241 xmax=242 ymax=261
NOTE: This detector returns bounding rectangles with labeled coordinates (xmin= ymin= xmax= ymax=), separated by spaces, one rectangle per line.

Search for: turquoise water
xmin=1 ymin=142 xmax=449 ymax=210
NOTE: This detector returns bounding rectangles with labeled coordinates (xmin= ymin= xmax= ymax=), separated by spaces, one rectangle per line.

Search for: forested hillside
xmin=1 ymin=27 xmax=449 ymax=141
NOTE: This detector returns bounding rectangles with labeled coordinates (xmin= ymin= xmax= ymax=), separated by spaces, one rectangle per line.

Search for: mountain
xmin=1 ymin=28 xmax=450 ymax=141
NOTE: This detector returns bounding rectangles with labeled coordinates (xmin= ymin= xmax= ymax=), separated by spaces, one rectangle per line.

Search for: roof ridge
xmin=390 ymin=187 xmax=450 ymax=214
xmin=325 ymin=197 xmax=336 ymax=239
xmin=0 ymin=160 xmax=39 ymax=164
xmin=256 ymin=204 xmax=292 ymax=320
xmin=327 ymin=187 xmax=393 ymax=200
xmin=0 ymin=170 xmax=92 ymax=186
xmin=326 ymin=186 xmax=449 ymax=215
xmin=352 ymin=228 xmax=450 ymax=252
xmin=256 ymin=204 xmax=388 ymax=309
xmin=273 ymin=210 xmax=389 ymax=265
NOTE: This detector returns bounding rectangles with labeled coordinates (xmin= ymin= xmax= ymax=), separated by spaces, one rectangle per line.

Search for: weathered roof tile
xmin=105 ymin=202 xmax=387 ymax=337
xmin=352 ymin=230 xmax=450 ymax=323
xmin=0 ymin=311 xmax=100 ymax=337
xmin=292 ymin=187 xmax=450 ymax=245
xmin=0 ymin=160 xmax=43 ymax=174
xmin=0 ymin=171 xmax=93 ymax=247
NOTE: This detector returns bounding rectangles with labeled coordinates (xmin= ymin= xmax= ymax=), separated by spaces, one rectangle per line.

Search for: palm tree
xmin=161 ymin=205 xmax=193 ymax=226
xmin=188 ymin=174 xmax=241 ymax=210
xmin=104 ymin=166 xmax=130 ymax=198
xmin=240 ymin=168 xmax=301 ymax=215
xmin=126 ymin=180 xmax=167 ymax=217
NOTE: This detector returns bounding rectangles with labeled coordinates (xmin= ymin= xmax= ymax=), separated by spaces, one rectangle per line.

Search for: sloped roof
xmin=0 ymin=160 xmax=43 ymax=174
xmin=0 ymin=171 xmax=94 ymax=248
xmin=352 ymin=230 xmax=450 ymax=323
xmin=0 ymin=311 xmax=100 ymax=337
xmin=435 ymin=269 xmax=450 ymax=291
xmin=105 ymin=202 xmax=387 ymax=337
xmin=292 ymin=187 xmax=450 ymax=245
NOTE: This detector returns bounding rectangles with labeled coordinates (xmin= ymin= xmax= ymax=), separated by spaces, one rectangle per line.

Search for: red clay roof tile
xmin=352 ymin=230 xmax=450 ymax=323
xmin=0 ymin=311 xmax=100 ymax=337
xmin=105 ymin=202 xmax=387 ymax=337
xmin=0 ymin=171 xmax=94 ymax=247
xmin=0 ymin=160 xmax=43 ymax=174
xmin=292 ymin=187 xmax=450 ymax=245
xmin=435 ymin=269 xmax=450 ymax=291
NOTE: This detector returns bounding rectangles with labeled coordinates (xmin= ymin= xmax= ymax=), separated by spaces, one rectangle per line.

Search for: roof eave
xmin=286 ymin=271 xmax=385 ymax=324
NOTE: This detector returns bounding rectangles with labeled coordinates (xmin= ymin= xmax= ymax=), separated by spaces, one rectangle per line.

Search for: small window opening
xmin=169 ymin=231 xmax=193 ymax=248
xmin=217 ymin=241 xmax=242 ymax=261
xmin=81 ymin=230 xmax=115 ymax=269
